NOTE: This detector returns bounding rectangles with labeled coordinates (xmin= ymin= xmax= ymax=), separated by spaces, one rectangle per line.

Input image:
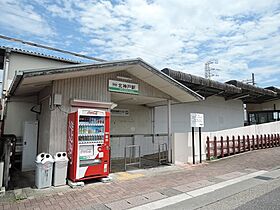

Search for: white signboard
xmin=108 ymin=80 xmax=139 ymax=95
xmin=190 ymin=113 xmax=204 ymax=128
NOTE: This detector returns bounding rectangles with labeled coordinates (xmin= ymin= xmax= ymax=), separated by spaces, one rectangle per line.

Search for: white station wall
xmin=111 ymin=104 xmax=152 ymax=135
xmin=155 ymin=96 xmax=244 ymax=133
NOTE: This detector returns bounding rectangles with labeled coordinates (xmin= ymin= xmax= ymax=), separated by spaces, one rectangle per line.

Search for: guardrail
xmin=206 ymin=134 xmax=280 ymax=160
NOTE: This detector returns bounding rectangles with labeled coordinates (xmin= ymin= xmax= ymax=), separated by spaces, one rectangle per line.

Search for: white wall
xmin=4 ymin=53 xmax=73 ymax=92
xmin=111 ymin=104 xmax=152 ymax=135
xmin=173 ymin=121 xmax=280 ymax=165
xmin=155 ymin=96 xmax=244 ymax=133
xmin=4 ymin=98 xmax=37 ymax=137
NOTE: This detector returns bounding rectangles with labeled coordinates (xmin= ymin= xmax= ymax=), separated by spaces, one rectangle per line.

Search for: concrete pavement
xmin=1 ymin=147 xmax=280 ymax=210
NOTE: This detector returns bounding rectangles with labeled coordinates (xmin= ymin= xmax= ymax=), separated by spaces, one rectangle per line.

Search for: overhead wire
xmin=0 ymin=34 xmax=106 ymax=62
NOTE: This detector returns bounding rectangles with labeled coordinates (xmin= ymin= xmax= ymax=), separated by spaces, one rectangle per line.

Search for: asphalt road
xmin=161 ymin=173 xmax=280 ymax=210
xmin=235 ymin=186 xmax=280 ymax=210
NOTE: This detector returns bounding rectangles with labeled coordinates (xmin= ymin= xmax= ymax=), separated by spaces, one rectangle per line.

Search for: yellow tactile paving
xmin=116 ymin=172 xmax=144 ymax=181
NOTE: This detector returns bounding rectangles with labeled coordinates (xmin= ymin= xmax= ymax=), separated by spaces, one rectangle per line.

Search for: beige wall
xmin=247 ymin=99 xmax=280 ymax=112
xmin=46 ymin=70 xmax=168 ymax=154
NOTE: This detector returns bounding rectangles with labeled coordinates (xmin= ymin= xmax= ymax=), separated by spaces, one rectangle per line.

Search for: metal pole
xmin=167 ymin=100 xmax=172 ymax=163
xmin=192 ymin=127 xmax=195 ymax=164
xmin=124 ymin=147 xmax=127 ymax=171
xmin=199 ymin=127 xmax=202 ymax=163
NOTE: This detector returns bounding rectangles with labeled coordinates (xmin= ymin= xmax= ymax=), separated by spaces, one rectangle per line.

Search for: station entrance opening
xmin=110 ymin=92 xmax=169 ymax=172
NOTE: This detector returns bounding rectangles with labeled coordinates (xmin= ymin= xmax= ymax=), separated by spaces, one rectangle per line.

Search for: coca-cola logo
xmin=67 ymin=121 xmax=74 ymax=158
xmin=84 ymin=110 xmax=103 ymax=115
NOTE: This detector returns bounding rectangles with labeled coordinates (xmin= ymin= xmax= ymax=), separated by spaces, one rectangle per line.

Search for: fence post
xmin=260 ymin=135 xmax=263 ymax=149
xmin=252 ymin=135 xmax=255 ymax=150
xmin=238 ymin=135 xmax=241 ymax=153
xmin=274 ymin=134 xmax=277 ymax=147
xmin=268 ymin=134 xmax=272 ymax=148
xmin=214 ymin=136 xmax=217 ymax=158
xmin=247 ymin=135 xmax=250 ymax=151
xmin=277 ymin=134 xmax=280 ymax=147
xmin=227 ymin=136 xmax=230 ymax=155
xmin=243 ymin=135 xmax=246 ymax=152
xmin=207 ymin=136 xmax=210 ymax=160
xmin=232 ymin=136 xmax=235 ymax=155
xmin=221 ymin=136 xmax=224 ymax=158
xmin=264 ymin=135 xmax=267 ymax=148
xmin=256 ymin=135 xmax=259 ymax=150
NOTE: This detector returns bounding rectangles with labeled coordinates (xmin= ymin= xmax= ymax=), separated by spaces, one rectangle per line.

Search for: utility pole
xmin=242 ymin=73 xmax=256 ymax=85
xmin=205 ymin=59 xmax=220 ymax=79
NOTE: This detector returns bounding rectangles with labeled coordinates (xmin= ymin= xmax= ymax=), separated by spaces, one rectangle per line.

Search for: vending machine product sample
xmin=67 ymin=109 xmax=110 ymax=181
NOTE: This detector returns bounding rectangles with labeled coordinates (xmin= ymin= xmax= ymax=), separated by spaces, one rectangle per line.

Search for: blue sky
xmin=0 ymin=0 xmax=280 ymax=87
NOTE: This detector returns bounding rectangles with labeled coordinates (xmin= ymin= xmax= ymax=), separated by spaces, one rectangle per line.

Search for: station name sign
xmin=108 ymin=80 xmax=139 ymax=95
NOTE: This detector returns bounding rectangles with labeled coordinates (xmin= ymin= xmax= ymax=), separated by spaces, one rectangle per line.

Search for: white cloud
xmin=3 ymin=0 xmax=280 ymax=86
xmin=0 ymin=0 xmax=54 ymax=36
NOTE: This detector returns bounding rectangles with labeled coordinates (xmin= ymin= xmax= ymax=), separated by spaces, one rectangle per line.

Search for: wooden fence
xmin=206 ymin=134 xmax=280 ymax=160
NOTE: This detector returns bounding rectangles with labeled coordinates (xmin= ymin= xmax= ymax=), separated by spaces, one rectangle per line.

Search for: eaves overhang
xmin=8 ymin=58 xmax=204 ymax=103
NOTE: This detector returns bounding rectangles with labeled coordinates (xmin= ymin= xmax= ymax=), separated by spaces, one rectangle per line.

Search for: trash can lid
xmin=54 ymin=152 xmax=68 ymax=162
xmin=36 ymin=153 xmax=46 ymax=163
xmin=40 ymin=153 xmax=54 ymax=164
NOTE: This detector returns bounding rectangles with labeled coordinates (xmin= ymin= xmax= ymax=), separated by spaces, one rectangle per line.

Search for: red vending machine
xmin=67 ymin=108 xmax=110 ymax=181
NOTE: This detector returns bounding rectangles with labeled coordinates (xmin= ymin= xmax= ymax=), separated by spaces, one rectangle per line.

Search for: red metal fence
xmin=206 ymin=134 xmax=280 ymax=160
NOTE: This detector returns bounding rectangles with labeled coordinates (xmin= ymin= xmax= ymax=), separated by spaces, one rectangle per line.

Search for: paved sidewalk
xmin=1 ymin=147 xmax=280 ymax=210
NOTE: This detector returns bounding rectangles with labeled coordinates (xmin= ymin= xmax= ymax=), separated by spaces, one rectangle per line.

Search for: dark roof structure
xmin=162 ymin=68 xmax=279 ymax=104
xmin=225 ymin=80 xmax=277 ymax=103
xmin=265 ymin=86 xmax=280 ymax=96
xmin=162 ymin=68 xmax=242 ymax=98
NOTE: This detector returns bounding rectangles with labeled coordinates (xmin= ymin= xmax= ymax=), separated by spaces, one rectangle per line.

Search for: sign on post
xmin=190 ymin=113 xmax=204 ymax=164
xmin=190 ymin=113 xmax=204 ymax=128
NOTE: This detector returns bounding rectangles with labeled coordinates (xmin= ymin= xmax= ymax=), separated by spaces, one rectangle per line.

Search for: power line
xmin=0 ymin=34 xmax=106 ymax=62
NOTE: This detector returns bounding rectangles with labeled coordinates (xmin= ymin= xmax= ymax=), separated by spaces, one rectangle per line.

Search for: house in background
xmin=0 ymin=46 xmax=82 ymax=138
